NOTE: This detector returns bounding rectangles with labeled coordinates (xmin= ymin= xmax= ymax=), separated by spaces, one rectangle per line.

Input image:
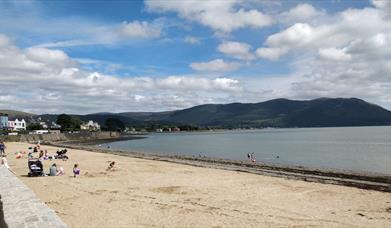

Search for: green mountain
xmin=32 ymin=98 xmax=391 ymax=129
xmin=158 ymin=98 xmax=391 ymax=128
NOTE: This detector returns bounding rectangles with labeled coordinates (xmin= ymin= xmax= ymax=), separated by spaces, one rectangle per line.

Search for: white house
xmin=80 ymin=120 xmax=100 ymax=131
xmin=39 ymin=121 xmax=48 ymax=129
xmin=50 ymin=122 xmax=61 ymax=129
xmin=8 ymin=119 xmax=26 ymax=131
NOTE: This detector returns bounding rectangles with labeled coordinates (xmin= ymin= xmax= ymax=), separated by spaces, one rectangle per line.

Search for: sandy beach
xmin=3 ymin=142 xmax=391 ymax=227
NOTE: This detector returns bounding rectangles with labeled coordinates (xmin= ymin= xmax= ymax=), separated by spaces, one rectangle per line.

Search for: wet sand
xmin=4 ymin=142 xmax=391 ymax=227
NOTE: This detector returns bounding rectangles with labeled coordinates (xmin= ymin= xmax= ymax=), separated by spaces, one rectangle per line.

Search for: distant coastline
xmin=60 ymin=134 xmax=148 ymax=145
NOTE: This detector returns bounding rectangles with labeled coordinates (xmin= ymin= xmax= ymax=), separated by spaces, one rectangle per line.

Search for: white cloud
xmin=118 ymin=20 xmax=162 ymax=39
xmin=0 ymin=34 xmax=243 ymax=113
xmin=256 ymin=47 xmax=288 ymax=61
xmin=0 ymin=34 xmax=11 ymax=47
xmin=318 ymin=48 xmax=351 ymax=61
xmin=265 ymin=23 xmax=317 ymax=48
xmin=249 ymin=4 xmax=391 ymax=109
xmin=190 ymin=59 xmax=241 ymax=72
xmin=35 ymin=40 xmax=103 ymax=48
xmin=279 ymin=3 xmax=325 ymax=23
xmin=257 ymin=6 xmax=391 ymax=60
xmin=213 ymin=78 xmax=241 ymax=92
xmin=25 ymin=47 xmax=74 ymax=67
xmin=184 ymin=36 xmax=200 ymax=44
xmin=156 ymin=76 xmax=241 ymax=92
xmin=217 ymin=41 xmax=255 ymax=60
xmin=30 ymin=20 xmax=162 ymax=48
xmin=372 ymin=0 xmax=391 ymax=18
xmin=145 ymin=0 xmax=273 ymax=33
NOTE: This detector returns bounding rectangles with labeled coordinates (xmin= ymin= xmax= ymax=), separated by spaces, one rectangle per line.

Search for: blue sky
xmin=0 ymin=0 xmax=391 ymax=114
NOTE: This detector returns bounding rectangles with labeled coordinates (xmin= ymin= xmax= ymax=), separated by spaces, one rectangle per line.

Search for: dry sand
xmin=4 ymin=142 xmax=391 ymax=228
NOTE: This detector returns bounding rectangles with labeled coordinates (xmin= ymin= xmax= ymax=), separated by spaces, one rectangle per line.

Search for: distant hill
xmin=18 ymin=98 xmax=391 ymax=129
xmin=0 ymin=110 xmax=35 ymax=120
xmin=158 ymin=98 xmax=391 ymax=128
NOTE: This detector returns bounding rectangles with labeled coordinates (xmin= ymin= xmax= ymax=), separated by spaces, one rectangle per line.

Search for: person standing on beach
xmin=0 ymin=141 xmax=5 ymax=156
xmin=251 ymin=152 xmax=256 ymax=163
xmin=73 ymin=164 xmax=80 ymax=177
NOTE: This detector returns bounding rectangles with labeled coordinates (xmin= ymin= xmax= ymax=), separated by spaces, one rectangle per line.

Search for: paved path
xmin=0 ymin=166 xmax=67 ymax=228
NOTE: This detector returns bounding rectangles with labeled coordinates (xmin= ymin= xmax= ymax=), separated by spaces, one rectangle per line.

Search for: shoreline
xmin=60 ymin=134 xmax=148 ymax=145
xmin=46 ymin=140 xmax=391 ymax=192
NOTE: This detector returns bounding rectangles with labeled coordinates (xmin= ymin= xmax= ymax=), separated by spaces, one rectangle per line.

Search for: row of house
xmin=36 ymin=119 xmax=99 ymax=131
xmin=156 ymin=127 xmax=181 ymax=133
xmin=0 ymin=113 xmax=26 ymax=131
xmin=1 ymin=113 xmax=101 ymax=132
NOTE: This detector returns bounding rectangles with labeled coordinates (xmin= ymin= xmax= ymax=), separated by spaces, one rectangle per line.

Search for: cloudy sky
xmin=0 ymin=0 xmax=391 ymax=114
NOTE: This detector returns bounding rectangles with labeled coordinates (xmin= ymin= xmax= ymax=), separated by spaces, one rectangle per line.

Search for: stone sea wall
xmin=0 ymin=131 xmax=120 ymax=143
xmin=0 ymin=195 xmax=7 ymax=228
xmin=0 ymin=167 xmax=67 ymax=228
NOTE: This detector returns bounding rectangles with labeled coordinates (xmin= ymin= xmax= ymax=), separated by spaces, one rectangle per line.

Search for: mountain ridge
xmin=3 ymin=98 xmax=391 ymax=129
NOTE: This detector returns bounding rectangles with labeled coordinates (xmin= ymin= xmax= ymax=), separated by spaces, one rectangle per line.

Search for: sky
xmin=0 ymin=0 xmax=391 ymax=114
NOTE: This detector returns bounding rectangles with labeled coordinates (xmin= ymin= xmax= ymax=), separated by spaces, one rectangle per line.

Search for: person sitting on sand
xmin=49 ymin=163 xmax=57 ymax=176
xmin=15 ymin=152 xmax=22 ymax=159
xmin=106 ymin=161 xmax=116 ymax=171
xmin=28 ymin=151 xmax=34 ymax=159
xmin=57 ymin=166 xmax=65 ymax=176
xmin=43 ymin=150 xmax=52 ymax=160
xmin=73 ymin=164 xmax=80 ymax=178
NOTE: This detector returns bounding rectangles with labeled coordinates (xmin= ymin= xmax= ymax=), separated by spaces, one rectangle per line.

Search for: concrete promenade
xmin=0 ymin=166 xmax=67 ymax=228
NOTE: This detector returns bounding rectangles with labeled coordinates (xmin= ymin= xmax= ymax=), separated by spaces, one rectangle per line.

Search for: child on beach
xmin=73 ymin=164 xmax=80 ymax=178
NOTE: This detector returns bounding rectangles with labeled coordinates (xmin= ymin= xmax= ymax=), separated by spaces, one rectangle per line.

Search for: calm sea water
xmin=102 ymin=126 xmax=391 ymax=175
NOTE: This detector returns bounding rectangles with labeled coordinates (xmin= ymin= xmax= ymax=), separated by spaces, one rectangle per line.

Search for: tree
xmin=71 ymin=117 xmax=82 ymax=130
xmin=56 ymin=114 xmax=72 ymax=131
xmin=56 ymin=114 xmax=82 ymax=132
xmin=105 ymin=118 xmax=125 ymax=132
xmin=27 ymin=123 xmax=43 ymax=131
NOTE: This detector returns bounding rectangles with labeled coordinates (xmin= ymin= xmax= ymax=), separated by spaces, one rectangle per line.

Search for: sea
xmin=101 ymin=126 xmax=391 ymax=175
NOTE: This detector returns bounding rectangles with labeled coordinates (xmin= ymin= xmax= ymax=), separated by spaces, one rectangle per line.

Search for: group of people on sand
xmin=48 ymin=163 xmax=80 ymax=177
xmin=29 ymin=142 xmax=80 ymax=177
xmin=1 ymin=140 xmax=118 ymax=178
